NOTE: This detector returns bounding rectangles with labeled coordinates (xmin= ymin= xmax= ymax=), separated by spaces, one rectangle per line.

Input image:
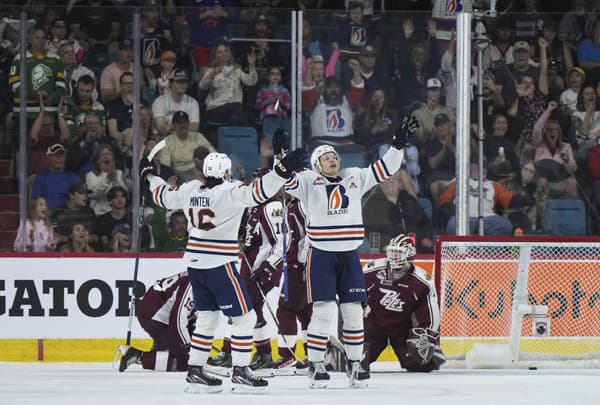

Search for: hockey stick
xmin=239 ymin=249 xmax=299 ymax=362
xmin=272 ymin=124 xmax=290 ymax=301
xmin=114 ymin=140 xmax=167 ymax=366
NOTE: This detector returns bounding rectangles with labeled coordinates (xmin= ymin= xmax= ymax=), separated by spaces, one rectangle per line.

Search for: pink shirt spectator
xmin=14 ymin=219 xmax=54 ymax=252
xmin=100 ymin=62 xmax=134 ymax=99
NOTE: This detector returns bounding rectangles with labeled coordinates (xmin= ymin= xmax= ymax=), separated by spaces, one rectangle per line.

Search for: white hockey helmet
xmin=203 ymin=152 xmax=232 ymax=179
xmin=310 ymin=144 xmax=339 ymax=174
xmin=386 ymin=233 xmax=417 ymax=274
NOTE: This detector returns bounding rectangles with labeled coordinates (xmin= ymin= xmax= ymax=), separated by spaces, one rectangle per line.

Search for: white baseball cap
xmin=427 ymin=78 xmax=442 ymax=89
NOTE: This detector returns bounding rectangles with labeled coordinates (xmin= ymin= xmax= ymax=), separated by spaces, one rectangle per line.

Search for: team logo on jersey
xmin=326 ymin=184 xmax=349 ymax=215
xmin=326 ymin=108 xmax=345 ymax=132
xmin=350 ymin=26 xmax=367 ymax=47
xmin=379 ymin=288 xmax=405 ymax=312
xmin=31 ymin=63 xmax=53 ymax=91
xmin=313 ymin=177 xmax=325 ymax=185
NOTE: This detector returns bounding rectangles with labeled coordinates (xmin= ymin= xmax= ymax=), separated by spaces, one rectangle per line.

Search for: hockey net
xmin=434 ymin=236 xmax=600 ymax=368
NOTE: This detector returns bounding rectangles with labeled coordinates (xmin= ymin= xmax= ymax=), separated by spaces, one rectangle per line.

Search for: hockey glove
xmin=406 ymin=328 xmax=440 ymax=365
xmin=251 ymin=261 xmax=277 ymax=292
xmin=272 ymin=127 xmax=291 ymax=155
xmin=274 ymin=148 xmax=308 ymax=179
xmin=139 ymin=158 xmax=157 ymax=181
xmin=392 ymin=115 xmax=418 ymax=149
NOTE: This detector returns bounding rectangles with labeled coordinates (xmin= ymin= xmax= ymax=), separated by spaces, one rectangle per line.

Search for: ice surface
xmin=0 ymin=361 xmax=599 ymax=405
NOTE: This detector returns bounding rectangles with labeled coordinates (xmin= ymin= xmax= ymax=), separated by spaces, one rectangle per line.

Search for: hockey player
xmin=271 ymin=196 xmax=313 ymax=375
xmin=118 ymin=272 xmax=195 ymax=372
xmin=362 ymin=234 xmax=446 ymax=372
xmin=283 ymin=116 xmax=417 ymax=388
xmin=139 ymin=149 xmax=306 ymax=394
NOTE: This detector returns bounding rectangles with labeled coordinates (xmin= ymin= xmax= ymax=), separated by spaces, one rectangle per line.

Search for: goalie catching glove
xmin=274 ymin=148 xmax=308 ymax=179
xmin=406 ymin=328 xmax=441 ymax=365
xmin=392 ymin=115 xmax=418 ymax=149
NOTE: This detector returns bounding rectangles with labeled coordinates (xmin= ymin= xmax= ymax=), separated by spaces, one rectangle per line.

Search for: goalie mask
xmin=385 ymin=233 xmax=416 ymax=278
xmin=203 ymin=152 xmax=232 ymax=180
xmin=310 ymin=144 xmax=339 ymax=174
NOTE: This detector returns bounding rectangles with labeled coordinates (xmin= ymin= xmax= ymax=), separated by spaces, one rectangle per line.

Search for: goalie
xmin=362 ymin=234 xmax=446 ymax=372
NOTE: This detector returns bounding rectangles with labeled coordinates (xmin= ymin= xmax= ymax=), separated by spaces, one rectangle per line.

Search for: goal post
xmin=434 ymin=236 xmax=600 ymax=369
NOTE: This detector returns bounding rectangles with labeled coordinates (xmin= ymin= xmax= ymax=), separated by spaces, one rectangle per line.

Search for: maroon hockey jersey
xmin=363 ymin=258 xmax=440 ymax=337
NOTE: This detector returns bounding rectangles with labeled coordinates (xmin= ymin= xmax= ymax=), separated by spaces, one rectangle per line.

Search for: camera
xmin=532 ymin=317 xmax=551 ymax=337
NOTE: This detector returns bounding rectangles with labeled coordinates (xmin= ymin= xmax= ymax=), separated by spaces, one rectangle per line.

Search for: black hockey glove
xmin=274 ymin=148 xmax=308 ymax=179
xmin=139 ymin=158 xmax=157 ymax=181
xmin=272 ymin=127 xmax=290 ymax=155
xmin=392 ymin=115 xmax=418 ymax=149
xmin=251 ymin=261 xmax=277 ymax=292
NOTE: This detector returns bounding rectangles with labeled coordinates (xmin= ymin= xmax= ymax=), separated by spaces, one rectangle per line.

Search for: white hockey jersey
xmin=284 ymin=147 xmax=404 ymax=252
xmin=147 ymin=171 xmax=286 ymax=269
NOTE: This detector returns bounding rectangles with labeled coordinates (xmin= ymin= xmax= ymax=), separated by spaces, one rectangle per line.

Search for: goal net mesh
xmin=435 ymin=236 xmax=600 ymax=367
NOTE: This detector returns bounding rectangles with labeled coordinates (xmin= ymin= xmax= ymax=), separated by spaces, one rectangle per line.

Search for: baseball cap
xmin=161 ymin=50 xmax=176 ymax=61
xmin=118 ymin=39 xmax=132 ymax=50
xmin=112 ymin=222 xmax=132 ymax=236
xmin=513 ymin=41 xmax=531 ymax=53
xmin=434 ymin=113 xmax=450 ymax=126
xmin=172 ymin=110 xmax=189 ymax=123
xmin=47 ymin=143 xmax=67 ymax=155
xmin=255 ymin=14 xmax=268 ymax=24
xmin=427 ymin=78 xmax=442 ymax=89
xmin=360 ymin=45 xmax=376 ymax=57
xmin=568 ymin=66 xmax=586 ymax=81
xmin=171 ymin=68 xmax=189 ymax=82
xmin=68 ymin=181 xmax=90 ymax=195
xmin=311 ymin=54 xmax=324 ymax=64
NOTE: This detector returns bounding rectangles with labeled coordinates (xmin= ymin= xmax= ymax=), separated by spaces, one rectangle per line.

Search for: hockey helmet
xmin=386 ymin=233 xmax=417 ymax=274
xmin=203 ymin=152 xmax=232 ymax=180
xmin=310 ymin=144 xmax=339 ymax=174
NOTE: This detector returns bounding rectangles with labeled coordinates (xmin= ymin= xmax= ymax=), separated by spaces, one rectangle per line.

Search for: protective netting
xmin=435 ymin=238 xmax=600 ymax=366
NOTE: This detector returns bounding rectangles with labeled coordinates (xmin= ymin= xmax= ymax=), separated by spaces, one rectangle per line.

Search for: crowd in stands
xmin=3 ymin=0 xmax=600 ymax=253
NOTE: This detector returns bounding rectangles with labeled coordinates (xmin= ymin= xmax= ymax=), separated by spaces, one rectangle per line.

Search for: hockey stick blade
xmin=147 ymin=139 xmax=166 ymax=161
xmin=112 ymin=345 xmax=128 ymax=370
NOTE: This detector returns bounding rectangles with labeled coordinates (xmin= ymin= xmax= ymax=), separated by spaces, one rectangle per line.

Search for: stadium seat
xmin=542 ymin=199 xmax=587 ymax=236
xmin=216 ymin=126 xmax=261 ymax=180
xmin=417 ymin=197 xmax=433 ymax=226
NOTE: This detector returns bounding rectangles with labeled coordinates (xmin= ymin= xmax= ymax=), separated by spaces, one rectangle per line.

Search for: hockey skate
xmin=346 ymin=360 xmax=370 ymax=388
xmin=308 ymin=361 xmax=330 ymax=389
xmin=249 ymin=352 xmax=275 ymax=377
xmin=231 ymin=365 xmax=269 ymax=394
xmin=271 ymin=355 xmax=297 ymax=376
xmin=184 ymin=365 xmax=223 ymax=394
xmin=294 ymin=358 xmax=309 ymax=375
xmin=118 ymin=346 xmax=142 ymax=372
xmin=205 ymin=351 xmax=232 ymax=377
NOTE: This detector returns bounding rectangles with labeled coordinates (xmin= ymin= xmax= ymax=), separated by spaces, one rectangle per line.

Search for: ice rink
xmin=1 ymin=362 xmax=599 ymax=405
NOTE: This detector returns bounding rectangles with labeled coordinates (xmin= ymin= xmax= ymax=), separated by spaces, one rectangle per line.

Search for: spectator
xmin=425 ymin=113 xmax=456 ymax=206
xmin=58 ymin=40 xmax=96 ymax=100
xmin=504 ymin=160 xmax=547 ymax=233
xmin=558 ymin=0 xmax=597 ymax=53
xmin=111 ymin=222 xmax=132 ymax=253
xmin=198 ymin=41 xmax=258 ymax=126
xmin=13 ymin=196 xmax=55 ymax=252
xmin=9 ymin=26 xmax=65 ymax=119
xmin=301 ymin=56 xmax=328 ymax=100
xmin=139 ymin=1 xmax=173 ymax=84
xmin=332 ymin=1 xmax=374 ymax=59
xmin=572 ymin=84 xmax=600 ymax=160
xmin=412 ymin=78 xmax=456 ymax=148
xmin=184 ymin=0 xmax=232 ymax=71
xmin=342 ymin=45 xmax=392 ymax=104
xmin=512 ymin=0 xmax=544 ymax=44
xmin=32 ymin=143 xmax=80 ymax=211
xmin=481 ymin=15 xmax=515 ymax=71
xmin=68 ymin=1 xmax=120 ymax=54
xmin=149 ymin=50 xmax=177 ymax=96
xmin=191 ymin=146 xmax=211 ymax=182
xmin=100 ymin=39 xmax=134 ymax=103
xmin=439 ymin=158 xmax=534 ymax=235
xmin=300 ymin=18 xmax=339 ymax=79
xmin=147 ymin=208 xmax=188 ymax=252
xmin=558 ymin=67 xmax=586 ymax=128
xmin=159 ymin=111 xmax=216 ymax=183
xmin=255 ymin=66 xmax=291 ymax=123
xmin=28 ymin=104 xmax=67 ymax=175
xmin=353 ymin=86 xmax=400 ymax=159
xmin=121 ymin=106 xmax=156 ymax=171
xmin=50 ymin=181 xmax=98 ymax=247
xmin=46 ymin=18 xmax=72 ymax=56
xmin=589 ymin=137 xmax=600 ymax=233
xmin=96 ymin=185 xmax=131 ymax=252
xmin=62 ymin=74 xmax=106 ymax=144
xmin=362 ymin=173 xmax=434 ymax=254
xmin=470 ymin=71 xmax=505 ymax=137
xmin=66 ymin=113 xmax=107 ymax=176
xmin=483 ymin=113 xmax=520 ymax=184
xmin=86 ymin=145 xmax=128 ymax=216
xmin=533 ymin=101 xmax=579 ymax=198
xmin=106 ymin=72 xmax=135 ymax=147
xmin=577 ymin=19 xmax=600 ymax=85
xmin=59 ymin=222 xmax=96 ymax=253
xmin=303 ymin=72 xmax=364 ymax=147
xmin=152 ymin=68 xmax=200 ymax=137
xmin=494 ymin=40 xmax=541 ymax=107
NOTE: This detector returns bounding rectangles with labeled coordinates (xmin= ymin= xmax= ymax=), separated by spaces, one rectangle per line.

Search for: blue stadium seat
xmin=542 ymin=199 xmax=587 ymax=236
xmin=339 ymin=150 xmax=367 ymax=169
xmin=417 ymin=197 xmax=433 ymax=226
xmin=216 ymin=127 xmax=261 ymax=180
